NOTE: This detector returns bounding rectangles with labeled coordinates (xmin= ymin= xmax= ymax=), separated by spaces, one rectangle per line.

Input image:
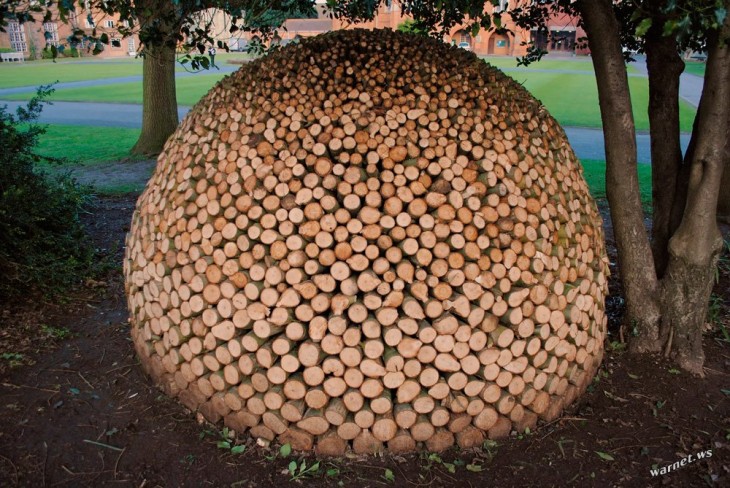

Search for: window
xmin=85 ymin=17 xmax=95 ymax=28
xmin=127 ymin=37 xmax=136 ymax=53
xmin=111 ymin=38 xmax=122 ymax=48
xmin=495 ymin=0 xmax=509 ymax=12
xmin=8 ymin=22 xmax=27 ymax=52
xmin=104 ymin=19 xmax=114 ymax=28
xmin=43 ymin=22 xmax=59 ymax=47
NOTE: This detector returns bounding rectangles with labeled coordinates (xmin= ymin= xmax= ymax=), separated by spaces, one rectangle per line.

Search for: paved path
xmin=0 ymin=99 xmax=691 ymax=164
xmin=629 ymin=55 xmax=702 ymax=108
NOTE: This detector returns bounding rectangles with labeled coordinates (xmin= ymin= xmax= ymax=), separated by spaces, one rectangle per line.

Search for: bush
xmin=0 ymin=87 xmax=94 ymax=300
xmin=396 ymin=19 xmax=429 ymax=36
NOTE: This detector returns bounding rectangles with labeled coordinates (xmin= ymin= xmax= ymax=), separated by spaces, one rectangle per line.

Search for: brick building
xmin=0 ymin=5 xmax=140 ymax=60
xmin=1 ymin=1 xmax=582 ymax=60
xmin=242 ymin=0 xmax=534 ymax=57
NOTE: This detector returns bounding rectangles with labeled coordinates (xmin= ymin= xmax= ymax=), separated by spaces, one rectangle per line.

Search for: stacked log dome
xmin=124 ymin=29 xmax=609 ymax=454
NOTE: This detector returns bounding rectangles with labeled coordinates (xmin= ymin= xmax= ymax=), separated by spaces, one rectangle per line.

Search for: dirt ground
xmin=0 ymin=194 xmax=728 ymax=487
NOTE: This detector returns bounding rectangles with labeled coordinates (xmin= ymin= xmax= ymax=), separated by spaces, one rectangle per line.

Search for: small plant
xmin=383 ymin=468 xmax=395 ymax=482
xmin=41 ymin=324 xmax=72 ymax=340
xmin=266 ymin=443 xmax=292 ymax=461
xmin=1 ymin=352 xmax=24 ymax=367
xmin=213 ymin=427 xmax=246 ymax=454
xmin=607 ymin=340 xmax=627 ymax=352
xmin=516 ymin=426 xmax=533 ymax=440
xmin=286 ymin=458 xmax=320 ymax=481
xmin=420 ymin=452 xmax=459 ymax=473
xmin=707 ymin=294 xmax=730 ymax=343
xmin=481 ymin=439 xmax=499 ymax=462
xmin=180 ymin=453 xmax=196 ymax=466
xmin=652 ymin=399 xmax=667 ymax=417
xmin=595 ymin=451 xmax=615 ymax=461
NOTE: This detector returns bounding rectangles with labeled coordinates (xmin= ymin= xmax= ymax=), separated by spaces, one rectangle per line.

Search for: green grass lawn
xmin=0 ymin=59 xmax=144 ymax=87
xmin=513 ymin=71 xmax=696 ymax=132
xmin=6 ymin=67 xmax=694 ymax=131
xmin=483 ymin=55 xmax=640 ymax=74
xmin=683 ymin=61 xmax=706 ymax=77
xmin=0 ymin=54 xmax=252 ymax=89
xmin=581 ymin=159 xmax=652 ymax=207
xmin=35 ymin=124 xmax=143 ymax=165
xmin=3 ymin=72 xmax=228 ymax=106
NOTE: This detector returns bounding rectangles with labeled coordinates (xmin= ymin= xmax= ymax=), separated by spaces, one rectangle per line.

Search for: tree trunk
xmin=660 ymin=18 xmax=730 ymax=375
xmin=718 ymin=155 xmax=730 ymax=223
xmin=644 ymin=21 xmax=685 ymax=279
xmin=576 ymin=0 xmax=663 ymax=352
xmin=130 ymin=43 xmax=179 ymax=156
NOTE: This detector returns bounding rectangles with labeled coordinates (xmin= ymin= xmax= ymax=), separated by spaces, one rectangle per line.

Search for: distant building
xmin=251 ymin=0 xmax=533 ymax=57
xmin=1 ymin=2 xmax=583 ymax=61
xmin=220 ymin=1 xmax=583 ymax=57
xmin=0 ymin=5 xmax=140 ymax=60
xmin=532 ymin=11 xmax=589 ymax=55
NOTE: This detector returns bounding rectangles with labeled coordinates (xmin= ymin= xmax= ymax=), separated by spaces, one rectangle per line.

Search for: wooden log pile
xmin=124 ymin=29 xmax=609 ymax=455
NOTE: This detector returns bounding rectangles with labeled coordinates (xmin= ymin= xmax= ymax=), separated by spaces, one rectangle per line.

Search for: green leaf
xmin=217 ymin=441 xmax=231 ymax=449
xmin=628 ymin=373 xmax=639 ymax=380
xmin=668 ymin=368 xmax=681 ymax=375
xmin=280 ymin=443 xmax=291 ymax=458
xmin=326 ymin=468 xmax=340 ymax=477
xmin=231 ymin=445 xmax=245 ymax=454
xmin=288 ymin=460 xmax=297 ymax=474
xmin=384 ymin=468 xmax=395 ymax=482
xmin=443 ymin=462 xmax=456 ymax=473
xmin=99 ymin=33 xmax=109 ymax=44
xmin=466 ymin=463 xmax=482 ymax=472
xmin=662 ymin=19 xmax=678 ymax=37
xmin=595 ymin=451 xmax=615 ymax=461
xmin=309 ymin=461 xmax=320 ymax=473
xmin=721 ymin=389 xmax=730 ymax=396
xmin=635 ymin=18 xmax=652 ymax=37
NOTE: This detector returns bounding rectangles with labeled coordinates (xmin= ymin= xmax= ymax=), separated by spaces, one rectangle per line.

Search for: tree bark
xmin=660 ymin=17 xmax=730 ymax=374
xmin=718 ymin=154 xmax=730 ymax=223
xmin=130 ymin=43 xmax=179 ymax=156
xmin=576 ymin=0 xmax=662 ymax=352
xmin=644 ymin=21 xmax=685 ymax=278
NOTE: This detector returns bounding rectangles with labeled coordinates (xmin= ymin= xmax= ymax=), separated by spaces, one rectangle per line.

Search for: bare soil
xmin=0 ymin=194 xmax=728 ymax=487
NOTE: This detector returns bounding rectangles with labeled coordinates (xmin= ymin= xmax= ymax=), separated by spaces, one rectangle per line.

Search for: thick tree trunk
xmin=130 ymin=43 xmax=179 ymax=156
xmin=645 ymin=24 xmax=685 ymax=278
xmin=576 ymin=0 xmax=662 ymax=352
xmin=660 ymin=18 xmax=730 ymax=374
